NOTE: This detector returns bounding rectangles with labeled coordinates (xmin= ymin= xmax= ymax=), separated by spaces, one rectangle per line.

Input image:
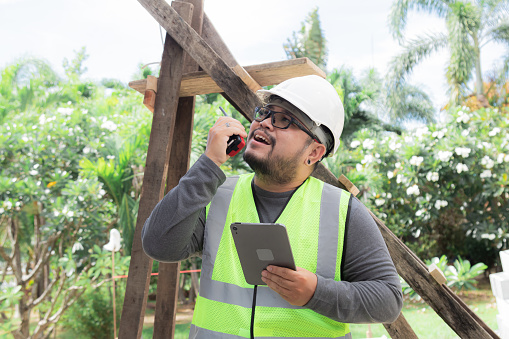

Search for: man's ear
xmin=306 ymin=142 xmax=326 ymax=166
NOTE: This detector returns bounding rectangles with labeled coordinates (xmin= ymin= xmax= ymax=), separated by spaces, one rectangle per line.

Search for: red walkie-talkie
xmin=220 ymin=107 xmax=245 ymax=157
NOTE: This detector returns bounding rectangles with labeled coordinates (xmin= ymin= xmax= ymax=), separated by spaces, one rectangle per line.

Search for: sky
xmin=1 ymin=0 xmax=506 ymax=115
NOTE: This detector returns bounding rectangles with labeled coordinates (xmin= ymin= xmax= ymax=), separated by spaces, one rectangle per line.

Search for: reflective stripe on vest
xmin=191 ymin=174 xmax=351 ymax=338
xmin=189 ymin=324 xmax=353 ymax=339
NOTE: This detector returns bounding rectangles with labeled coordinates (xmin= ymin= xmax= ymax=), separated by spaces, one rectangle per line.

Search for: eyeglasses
xmin=254 ymin=107 xmax=319 ymax=142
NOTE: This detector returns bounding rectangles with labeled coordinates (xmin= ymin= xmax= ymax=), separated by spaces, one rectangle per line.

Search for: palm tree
xmin=388 ymin=0 xmax=509 ymax=104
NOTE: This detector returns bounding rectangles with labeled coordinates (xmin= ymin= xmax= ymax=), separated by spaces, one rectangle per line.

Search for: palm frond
xmin=389 ymin=0 xmax=452 ymax=42
xmin=387 ymin=84 xmax=435 ymax=123
xmin=479 ymin=0 xmax=509 ymax=32
xmin=445 ymin=6 xmax=477 ymax=96
xmin=486 ymin=19 xmax=509 ymax=45
xmin=386 ymin=32 xmax=449 ymax=91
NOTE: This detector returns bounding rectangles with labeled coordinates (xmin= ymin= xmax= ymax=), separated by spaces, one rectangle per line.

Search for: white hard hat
xmin=257 ymin=75 xmax=344 ymax=156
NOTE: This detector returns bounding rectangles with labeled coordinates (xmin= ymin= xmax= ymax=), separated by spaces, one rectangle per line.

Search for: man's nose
xmin=259 ymin=116 xmax=274 ymax=130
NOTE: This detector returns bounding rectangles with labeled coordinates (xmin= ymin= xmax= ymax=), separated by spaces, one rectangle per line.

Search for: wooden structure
xmin=119 ymin=0 xmax=500 ymax=338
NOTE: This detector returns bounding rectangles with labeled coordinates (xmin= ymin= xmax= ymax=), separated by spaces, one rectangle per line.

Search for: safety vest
xmin=190 ymin=173 xmax=352 ymax=338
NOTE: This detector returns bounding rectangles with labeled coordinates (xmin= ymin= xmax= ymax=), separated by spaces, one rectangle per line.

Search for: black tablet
xmin=230 ymin=222 xmax=296 ymax=285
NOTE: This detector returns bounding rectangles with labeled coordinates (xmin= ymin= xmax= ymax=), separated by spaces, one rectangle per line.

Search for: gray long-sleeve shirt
xmin=142 ymin=154 xmax=402 ymax=324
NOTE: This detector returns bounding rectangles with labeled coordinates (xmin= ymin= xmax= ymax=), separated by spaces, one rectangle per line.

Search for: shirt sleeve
xmin=141 ymin=154 xmax=226 ymax=262
xmin=304 ymin=196 xmax=403 ymax=324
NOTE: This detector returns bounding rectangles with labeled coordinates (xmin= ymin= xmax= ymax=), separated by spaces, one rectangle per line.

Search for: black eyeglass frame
xmin=253 ymin=107 xmax=320 ymax=143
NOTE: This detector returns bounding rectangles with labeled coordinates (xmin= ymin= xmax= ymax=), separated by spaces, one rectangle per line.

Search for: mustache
xmin=249 ymin=127 xmax=276 ymax=145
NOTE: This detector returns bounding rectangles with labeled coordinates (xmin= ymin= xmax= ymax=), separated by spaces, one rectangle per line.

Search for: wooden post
xmin=118 ymin=3 xmax=193 ymax=339
xmin=153 ymin=0 xmax=203 ymax=338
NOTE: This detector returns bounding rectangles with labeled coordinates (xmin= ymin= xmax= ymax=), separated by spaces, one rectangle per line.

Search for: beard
xmin=243 ymin=130 xmax=312 ymax=186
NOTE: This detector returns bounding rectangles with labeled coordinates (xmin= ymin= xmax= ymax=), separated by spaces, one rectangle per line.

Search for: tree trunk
xmin=473 ymin=32 xmax=484 ymax=99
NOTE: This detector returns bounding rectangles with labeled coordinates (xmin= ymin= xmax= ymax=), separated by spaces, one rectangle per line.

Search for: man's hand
xmin=204 ymin=116 xmax=247 ymax=167
xmin=261 ymin=266 xmax=317 ymax=306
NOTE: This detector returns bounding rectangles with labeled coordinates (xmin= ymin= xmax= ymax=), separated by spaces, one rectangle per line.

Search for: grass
xmin=142 ymin=285 xmax=500 ymax=339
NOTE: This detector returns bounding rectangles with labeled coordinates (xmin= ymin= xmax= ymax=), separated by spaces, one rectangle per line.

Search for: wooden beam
xmin=153 ymin=0 xmax=203 ymax=338
xmin=129 ymin=57 xmax=325 ymax=97
xmin=118 ymin=3 xmax=193 ymax=339
xmin=137 ymin=0 xmax=262 ymax=121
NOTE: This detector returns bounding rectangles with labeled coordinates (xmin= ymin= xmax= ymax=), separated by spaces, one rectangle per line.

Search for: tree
xmin=388 ymin=0 xmax=509 ymax=104
xmin=284 ymin=7 xmax=328 ymax=70
xmin=0 ymin=51 xmax=150 ymax=338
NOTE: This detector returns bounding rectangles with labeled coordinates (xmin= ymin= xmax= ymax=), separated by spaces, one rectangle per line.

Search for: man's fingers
xmin=266 ymin=265 xmax=294 ymax=280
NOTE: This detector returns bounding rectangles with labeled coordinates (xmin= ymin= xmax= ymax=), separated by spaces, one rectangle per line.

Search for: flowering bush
xmin=328 ymin=106 xmax=509 ymax=266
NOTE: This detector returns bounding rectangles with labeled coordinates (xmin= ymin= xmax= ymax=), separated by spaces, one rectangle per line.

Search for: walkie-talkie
xmin=219 ymin=107 xmax=245 ymax=157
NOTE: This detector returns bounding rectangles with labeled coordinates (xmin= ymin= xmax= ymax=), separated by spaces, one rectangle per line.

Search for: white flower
xmin=456 ymin=111 xmax=470 ymax=123
xmin=410 ymin=156 xmax=424 ymax=166
xmin=22 ymin=135 xmax=29 ymax=142
xmin=389 ymin=141 xmax=402 ymax=151
xmin=106 ymin=155 xmax=115 ymax=160
xmin=356 ymin=163 xmax=363 ymax=171
xmin=415 ymin=127 xmax=429 ymax=138
xmin=396 ymin=174 xmax=405 ymax=184
xmin=481 ymin=233 xmax=496 ymax=241
xmin=480 ymin=170 xmax=492 ymax=179
xmin=426 ymin=172 xmax=439 ymax=182
xmin=72 ymin=242 xmax=84 ymax=253
xmin=455 ymin=147 xmax=471 ymax=158
xmin=387 ymin=171 xmax=394 ymax=179
xmin=432 ymin=129 xmax=446 ymax=139
xmin=416 ymin=209 xmax=425 ymax=217
xmin=387 ymin=193 xmax=392 ymax=199
xmin=489 ymin=128 xmax=500 ymax=137
xmin=406 ymin=184 xmax=420 ymax=196
xmin=456 ymin=163 xmax=468 ymax=173
xmin=0 ymin=208 xmax=3 ymax=214
xmin=101 ymin=120 xmax=117 ymax=132
xmin=461 ymin=129 xmax=470 ymax=137
xmin=57 ymin=107 xmax=74 ymax=115
xmin=29 ymin=170 xmax=38 ymax=176
xmin=363 ymin=139 xmax=375 ymax=150
xmin=350 ymin=140 xmax=361 ymax=148
xmin=99 ymin=189 xmax=106 ymax=196
xmin=395 ymin=162 xmax=401 ymax=168
xmin=498 ymin=153 xmax=506 ymax=163
xmin=438 ymin=151 xmax=453 ymax=162
xmin=404 ymin=136 xmax=413 ymax=144
xmin=481 ymin=156 xmax=495 ymax=169
xmin=375 ymin=198 xmax=385 ymax=206
xmin=83 ymin=147 xmax=91 ymax=154
xmin=435 ymin=200 xmax=448 ymax=210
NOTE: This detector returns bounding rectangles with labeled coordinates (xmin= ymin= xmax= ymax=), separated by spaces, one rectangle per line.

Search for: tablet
xmin=230 ymin=222 xmax=296 ymax=285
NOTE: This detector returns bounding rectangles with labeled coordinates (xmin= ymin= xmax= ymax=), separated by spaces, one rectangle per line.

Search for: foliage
xmin=283 ymin=7 xmax=328 ymax=70
xmin=61 ymin=246 xmax=130 ymax=339
xmin=401 ymin=255 xmax=487 ymax=301
xmin=387 ymin=0 xmax=509 ymax=104
xmin=0 ymin=49 xmax=149 ymax=338
xmin=328 ymin=106 xmax=509 ymax=266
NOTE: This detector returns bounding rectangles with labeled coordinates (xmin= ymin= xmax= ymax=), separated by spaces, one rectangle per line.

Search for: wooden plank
xmin=118 ymin=3 xmax=193 ymax=339
xmin=368 ymin=210 xmax=496 ymax=339
xmin=128 ymin=57 xmax=325 ymax=97
xmin=137 ymin=0 xmax=262 ymax=121
xmin=153 ymin=1 xmax=202 ymax=338
xmin=384 ymin=313 xmax=419 ymax=339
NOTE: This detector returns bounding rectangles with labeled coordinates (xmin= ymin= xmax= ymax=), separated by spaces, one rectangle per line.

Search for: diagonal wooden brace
xmin=138 ymin=0 xmax=263 ymax=120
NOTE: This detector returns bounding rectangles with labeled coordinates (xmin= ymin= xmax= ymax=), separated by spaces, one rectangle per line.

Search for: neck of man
xmin=253 ymin=169 xmax=312 ymax=193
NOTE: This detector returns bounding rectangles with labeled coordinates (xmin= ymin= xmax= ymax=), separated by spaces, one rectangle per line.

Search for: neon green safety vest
xmin=190 ymin=173 xmax=352 ymax=338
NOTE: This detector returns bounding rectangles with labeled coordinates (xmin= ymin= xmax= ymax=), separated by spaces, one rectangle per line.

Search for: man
xmin=142 ymin=75 xmax=402 ymax=338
